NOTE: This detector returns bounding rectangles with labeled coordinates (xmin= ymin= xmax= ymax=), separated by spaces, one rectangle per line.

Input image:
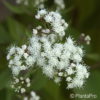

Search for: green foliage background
xmin=0 ymin=0 xmax=100 ymax=100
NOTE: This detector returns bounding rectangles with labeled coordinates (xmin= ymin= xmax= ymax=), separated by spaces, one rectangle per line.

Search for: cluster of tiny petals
xmin=16 ymin=0 xmax=65 ymax=10
xmin=35 ymin=9 xmax=68 ymax=37
xmin=7 ymin=9 xmax=89 ymax=89
xmin=7 ymin=45 xmax=35 ymax=76
xmin=28 ymin=34 xmax=89 ymax=88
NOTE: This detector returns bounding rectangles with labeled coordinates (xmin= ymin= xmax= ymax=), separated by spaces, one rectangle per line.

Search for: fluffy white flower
xmin=12 ymin=66 xmax=20 ymax=76
xmin=35 ymin=9 xmax=68 ymax=37
xmin=7 ymin=9 xmax=89 ymax=89
xmin=43 ymin=66 xmax=55 ymax=78
xmin=7 ymin=46 xmax=33 ymax=76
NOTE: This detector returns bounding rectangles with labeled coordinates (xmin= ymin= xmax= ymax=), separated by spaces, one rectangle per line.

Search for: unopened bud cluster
xmin=11 ymin=77 xmax=31 ymax=93
xmin=24 ymin=91 xmax=40 ymax=100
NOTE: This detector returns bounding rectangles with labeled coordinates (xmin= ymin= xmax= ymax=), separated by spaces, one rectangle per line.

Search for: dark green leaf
xmin=0 ymin=69 xmax=10 ymax=90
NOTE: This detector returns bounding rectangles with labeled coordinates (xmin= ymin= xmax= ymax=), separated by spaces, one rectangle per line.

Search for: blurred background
xmin=0 ymin=0 xmax=100 ymax=100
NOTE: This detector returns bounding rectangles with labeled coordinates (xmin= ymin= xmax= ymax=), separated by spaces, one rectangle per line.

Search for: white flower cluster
xmin=11 ymin=77 xmax=31 ymax=93
xmin=7 ymin=45 xmax=34 ymax=76
xmin=35 ymin=9 xmax=68 ymax=37
xmin=16 ymin=0 xmax=65 ymax=10
xmin=28 ymin=35 xmax=89 ymax=88
xmin=7 ymin=9 xmax=89 ymax=89
xmin=24 ymin=91 xmax=40 ymax=100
